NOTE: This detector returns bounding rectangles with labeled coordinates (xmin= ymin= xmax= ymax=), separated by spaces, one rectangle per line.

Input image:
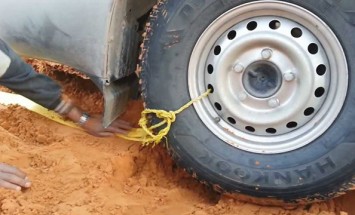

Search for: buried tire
xmin=140 ymin=0 xmax=355 ymax=202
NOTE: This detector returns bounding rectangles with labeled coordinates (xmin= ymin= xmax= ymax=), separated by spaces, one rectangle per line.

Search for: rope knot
xmin=132 ymin=90 xmax=211 ymax=146
xmin=156 ymin=110 xmax=176 ymax=122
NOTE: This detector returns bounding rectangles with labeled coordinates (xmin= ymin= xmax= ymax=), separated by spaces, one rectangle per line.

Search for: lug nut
xmin=214 ymin=117 xmax=221 ymax=123
xmin=261 ymin=48 xmax=273 ymax=59
xmin=233 ymin=63 xmax=244 ymax=73
xmin=284 ymin=72 xmax=295 ymax=82
xmin=268 ymin=98 xmax=280 ymax=108
xmin=238 ymin=92 xmax=248 ymax=101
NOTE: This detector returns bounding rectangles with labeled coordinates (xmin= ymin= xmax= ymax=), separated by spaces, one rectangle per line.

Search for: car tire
xmin=140 ymin=0 xmax=355 ymax=202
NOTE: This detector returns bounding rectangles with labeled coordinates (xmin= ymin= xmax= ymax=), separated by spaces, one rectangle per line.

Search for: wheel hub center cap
xmin=243 ymin=61 xmax=282 ymax=98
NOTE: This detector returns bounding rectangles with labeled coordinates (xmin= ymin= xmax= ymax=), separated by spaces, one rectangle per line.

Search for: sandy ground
xmin=0 ymin=61 xmax=354 ymax=215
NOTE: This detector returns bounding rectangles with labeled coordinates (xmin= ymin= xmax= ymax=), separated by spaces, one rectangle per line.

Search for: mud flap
xmin=102 ymin=75 xmax=139 ymax=127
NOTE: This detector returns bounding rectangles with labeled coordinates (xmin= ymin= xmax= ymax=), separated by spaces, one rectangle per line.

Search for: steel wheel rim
xmin=188 ymin=1 xmax=348 ymax=154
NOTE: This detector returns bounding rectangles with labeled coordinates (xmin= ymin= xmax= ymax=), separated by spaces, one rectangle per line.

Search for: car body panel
xmin=0 ymin=0 xmax=156 ymax=126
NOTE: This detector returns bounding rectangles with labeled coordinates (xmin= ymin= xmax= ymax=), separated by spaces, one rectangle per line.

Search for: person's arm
xmin=0 ymin=39 xmax=62 ymax=110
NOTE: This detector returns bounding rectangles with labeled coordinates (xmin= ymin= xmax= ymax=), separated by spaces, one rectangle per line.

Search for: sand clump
xmin=0 ymin=61 xmax=354 ymax=214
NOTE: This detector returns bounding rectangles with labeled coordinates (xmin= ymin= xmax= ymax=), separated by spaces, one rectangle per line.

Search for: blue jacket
xmin=0 ymin=39 xmax=62 ymax=110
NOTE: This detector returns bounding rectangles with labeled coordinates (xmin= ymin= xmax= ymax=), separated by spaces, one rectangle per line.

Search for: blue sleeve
xmin=0 ymin=39 xmax=62 ymax=110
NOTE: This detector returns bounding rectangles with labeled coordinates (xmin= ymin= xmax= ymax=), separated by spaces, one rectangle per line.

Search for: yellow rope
xmin=119 ymin=90 xmax=210 ymax=146
xmin=0 ymin=90 xmax=210 ymax=147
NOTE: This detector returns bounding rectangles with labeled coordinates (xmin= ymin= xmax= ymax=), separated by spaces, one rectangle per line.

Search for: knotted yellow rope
xmin=119 ymin=90 xmax=210 ymax=146
xmin=0 ymin=90 xmax=210 ymax=147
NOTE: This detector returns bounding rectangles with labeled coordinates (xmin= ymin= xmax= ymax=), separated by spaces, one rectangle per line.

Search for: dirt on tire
xmin=0 ymin=60 xmax=354 ymax=215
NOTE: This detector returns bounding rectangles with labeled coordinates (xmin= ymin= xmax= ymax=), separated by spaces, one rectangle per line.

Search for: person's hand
xmin=81 ymin=115 xmax=132 ymax=137
xmin=64 ymin=106 xmax=132 ymax=137
xmin=0 ymin=163 xmax=31 ymax=191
